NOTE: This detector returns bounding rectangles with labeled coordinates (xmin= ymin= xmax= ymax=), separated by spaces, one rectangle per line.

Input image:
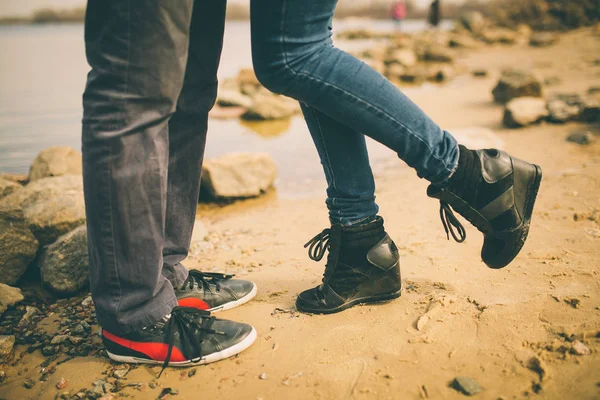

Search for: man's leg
xmin=161 ymin=0 xmax=227 ymax=285
xmin=82 ymin=0 xmax=194 ymax=335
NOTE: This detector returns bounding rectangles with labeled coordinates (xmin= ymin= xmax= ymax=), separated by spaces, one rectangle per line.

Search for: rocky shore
xmin=1 ymin=13 xmax=599 ymax=400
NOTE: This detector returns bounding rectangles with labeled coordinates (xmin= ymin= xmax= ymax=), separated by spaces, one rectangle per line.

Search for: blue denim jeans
xmin=250 ymin=0 xmax=459 ymax=225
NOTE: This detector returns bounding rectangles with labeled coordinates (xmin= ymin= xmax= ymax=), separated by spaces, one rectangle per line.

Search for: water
xmin=0 ymin=19 xmax=449 ymax=194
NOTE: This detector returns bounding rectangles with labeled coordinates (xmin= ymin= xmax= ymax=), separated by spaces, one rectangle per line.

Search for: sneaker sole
xmin=296 ymin=290 xmax=402 ymax=315
xmin=105 ymin=326 xmax=257 ymax=366
xmin=209 ymin=283 xmax=258 ymax=313
xmin=485 ymin=164 xmax=543 ymax=269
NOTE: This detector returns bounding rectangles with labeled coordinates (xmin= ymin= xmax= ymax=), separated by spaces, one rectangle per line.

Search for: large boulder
xmin=0 ymin=284 xmax=24 ymax=316
xmin=242 ymin=92 xmax=299 ymax=121
xmin=0 ymin=178 xmax=21 ymax=199
xmin=28 ymin=146 xmax=82 ymax=182
xmin=492 ymin=69 xmax=543 ymax=103
xmin=503 ymin=97 xmax=549 ymax=128
xmin=201 ymin=153 xmax=277 ymax=199
xmin=0 ymin=213 xmax=39 ymax=285
xmin=459 ymin=11 xmax=486 ymax=34
xmin=40 ymin=226 xmax=89 ymax=295
xmin=529 ymin=32 xmax=559 ymax=47
xmin=0 ymin=175 xmax=86 ymax=245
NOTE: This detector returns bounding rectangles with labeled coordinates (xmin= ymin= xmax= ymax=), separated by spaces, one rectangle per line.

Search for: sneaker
xmin=427 ymin=146 xmax=542 ymax=269
xmin=296 ymin=216 xmax=402 ymax=314
xmin=175 ymin=270 xmax=257 ymax=312
xmin=102 ymin=307 xmax=256 ymax=375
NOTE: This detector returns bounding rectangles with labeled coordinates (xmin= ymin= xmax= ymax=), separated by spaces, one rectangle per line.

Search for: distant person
xmin=429 ymin=0 xmax=441 ymax=28
xmin=390 ymin=1 xmax=407 ymax=29
xmin=83 ymin=0 xmax=542 ymax=373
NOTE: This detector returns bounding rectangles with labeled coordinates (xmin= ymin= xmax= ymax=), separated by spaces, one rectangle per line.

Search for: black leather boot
xmin=427 ymin=147 xmax=542 ymax=269
xmin=296 ymin=216 xmax=401 ymax=314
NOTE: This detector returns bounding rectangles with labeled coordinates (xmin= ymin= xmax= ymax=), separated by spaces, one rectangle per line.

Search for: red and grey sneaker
xmin=102 ymin=307 xmax=256 ymax=375
xmin=174 ymin=270 xmax=257 ymax=312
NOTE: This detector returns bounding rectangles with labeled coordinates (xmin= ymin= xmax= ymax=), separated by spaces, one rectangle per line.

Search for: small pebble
xmin=451 ymin=376 xmax=483 ymax=396
xmin=23 ymin=378 xmax=36 ymax=389
xmin=571 ymin=341 xmax=591 ymax=356
xmin=259 ymin=372 xmax=268 ymax=380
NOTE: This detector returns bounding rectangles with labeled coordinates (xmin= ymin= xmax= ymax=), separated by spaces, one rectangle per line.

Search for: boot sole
xmin=296 ymin=290 xmax=402 ymax=315
xmin=105 ymin=327 xmax=257 ymax=366
xmin=485 ymin=164 xmax=542 ymax=269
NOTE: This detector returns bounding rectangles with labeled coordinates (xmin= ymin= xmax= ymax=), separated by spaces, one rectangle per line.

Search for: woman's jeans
xmin=251 ymin=0 xmax=458 ymax=225
xmin=82 ymin=0 xmax=457 ymax=334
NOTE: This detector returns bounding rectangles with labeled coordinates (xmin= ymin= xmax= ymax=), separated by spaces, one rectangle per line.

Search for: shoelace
xmin=180 ymin=270 xmax=234 ymax=293
xmin=159 ymin=306 xmax=226 ymax=378
xmin=439 ymin=201 xmax=466 ymax=243
xmin=304 ymin=227 xmax=343 ymax=286
xmin=304 ymin=228 xmax=331 ymax=262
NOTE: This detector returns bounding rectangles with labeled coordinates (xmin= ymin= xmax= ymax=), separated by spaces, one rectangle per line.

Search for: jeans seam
xmin=113 ymin=0 xmax=132 ymax=322
xmin=310 ymin=107 xmax=339 ymax=195
xmin=277 ymin=5 xmax=453 ymax=175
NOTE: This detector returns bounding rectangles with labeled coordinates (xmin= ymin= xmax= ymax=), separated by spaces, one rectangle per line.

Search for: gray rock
xmin=422 ymin=45 xmax=454 ymax=63
xmin=386 ymin=49 xmax=418 ymax=68
xmin=504 ymin=97 xmax=549 ymax=128
xmin=451 ymin=376 xmax=483 ymax=396
xmin=201 ymin=153 xmax=277 ymax=199
xmin=479 ymin=28 xmax=518 ymax=45
xmin=28 ymin=146 xmax=82 ymax=182
xmin=0 ymin=335 xmax=15 ymax=363
xmin=493 ymin=69 xmax=543 ymax=103
xmin=0 ymin=213 xmax=39 ymax=285
xmin=459 ymin=11 xmax=486 ymax=34
xmin=579 ymin=97 xmax=600 ymax=122
xmin=18 ymin=306 xmax=40 ymax=327
xmin=40 ymin=226 xmax=89 ymax=295
xmin=0 ymin=175 xmax=86 ymax=245
xmin=0 ymin=173 xmax=28 ymax=185
xmin=567 ymin=131 xmax=595 ymax=146
xmin=530 ymin=32 xmax=559 ymax=47
xmin=217 ymin=89 xmax=253 ymax=109
xmin=547 ymin=99 xmax=580 ymax=123
xmin=0 ymin=284 xmax=24 ymax=316
xmin=449 ymin=34 xmax=482 ymax=49
xmin=571 ymin=340 xmax=591 ymax=356
xmin=51 ymin=334 xmax=70 ymax=345
xmin=242 ymin=92 xmax=299 ymax=120
xmin=472 ymin=69 xmax=488 ymax=77
xmin=0 ymin=178 xmax=22 ymax=200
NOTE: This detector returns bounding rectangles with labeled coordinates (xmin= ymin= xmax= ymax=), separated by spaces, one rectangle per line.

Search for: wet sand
xmin=2 ymin=27 xmax=599 ymax=400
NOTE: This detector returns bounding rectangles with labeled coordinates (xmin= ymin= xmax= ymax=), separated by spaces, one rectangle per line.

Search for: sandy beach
xmin=1 ymin=25 xmax=599 ymax=400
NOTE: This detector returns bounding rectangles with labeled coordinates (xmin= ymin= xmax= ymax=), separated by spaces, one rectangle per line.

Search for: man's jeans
xmin=83 ymin=0 xmax=458 ymax=334
xmin=82 ymin=0 xmax=227 ymax=334
xmin=251 ymin=0 xmax=459 ymax=225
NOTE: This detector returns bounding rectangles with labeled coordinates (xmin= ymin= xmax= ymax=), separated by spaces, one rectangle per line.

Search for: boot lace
xmin=159 ymin=306 xmax=226 ymax=377
xmin=179 ymin=270 xmax=234 ymax=293
xmin=439 ymin=201 xmax=466 ymax=243
xmin=304 ymin=228 xmax=341 ymax=284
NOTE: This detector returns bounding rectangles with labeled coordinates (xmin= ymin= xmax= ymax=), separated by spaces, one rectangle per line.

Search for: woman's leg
xmin=301 ymin=103 xmax=378 ymax=226
xmin=250 ymin=0 xmax=542 ymax=280
xmin=250 ymin=0 xmax=459 ymax=186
